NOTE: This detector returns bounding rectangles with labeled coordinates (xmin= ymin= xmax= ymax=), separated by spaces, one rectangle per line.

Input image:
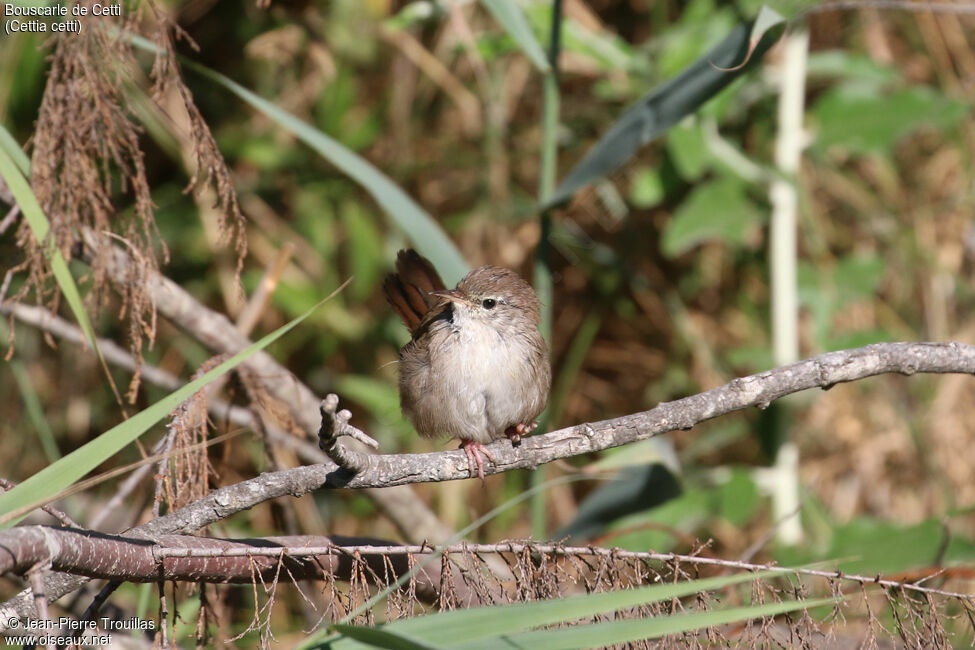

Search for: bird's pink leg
xmin=504 ymin=421 xmax=539 ymax=446
xmin=460 ymin=439 xmax=495 ymax=481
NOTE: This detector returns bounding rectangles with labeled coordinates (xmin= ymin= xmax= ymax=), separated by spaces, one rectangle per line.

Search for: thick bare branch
xmin=2 ymin=529 xmax=970 ymax=603
xmin=0 ymin=527 xmax=485 ymax=605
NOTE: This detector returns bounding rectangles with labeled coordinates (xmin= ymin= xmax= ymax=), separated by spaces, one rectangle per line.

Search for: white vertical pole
xmin=768 ymin=27 xmax=809 ymax=545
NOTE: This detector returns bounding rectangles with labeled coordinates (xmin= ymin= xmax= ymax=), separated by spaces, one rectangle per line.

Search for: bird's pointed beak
xmin=429 ymin=289 xmax=472 ymax=306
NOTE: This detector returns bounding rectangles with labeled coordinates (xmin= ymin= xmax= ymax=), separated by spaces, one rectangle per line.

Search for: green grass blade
xmin=454 ymin=597 xmax=836 ymax=650
xmin=9 ymin=359 xmax=61 ymax=463
xmin=384 ymin=571 xmax=770 ymax=643
xmin=124 ymin=35 xmax=469 ymax=286
xmin=0 ymin=123 xmax=30 ymax=175
xmin=548 ymin=7 xmax=785 ymax=207
xmin=0 ymin=141 xmax=100 ymax=355
xmin=329 ymin=625 xmax=445 ymax=650
xmin=0 ymin=288 xmax=338 ymax=527
xmin=480 ymin=0 xmax=551 ymax=73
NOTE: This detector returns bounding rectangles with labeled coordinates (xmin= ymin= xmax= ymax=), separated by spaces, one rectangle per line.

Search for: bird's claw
xmin=460 ymin=439 xmax=495 ymax=482
xmin=504 ymin=421 xmax=539 ymax=447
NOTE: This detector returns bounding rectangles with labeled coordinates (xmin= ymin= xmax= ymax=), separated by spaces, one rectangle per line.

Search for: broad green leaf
xmin=718 ymin=468 xmax=759 ymax=527
xmin=812 ymin=85 xmax=969 ymax=155
xmin=661 ymin=176 xmax=762 ymax=257
xmin=667 ymin=121 xmax=711 ymax=181
xmin=746 ymin=5 xmax=785 ymax=62
xmin=806 ymin=50 xmax=899 ymax=86
xmin=629 ymin=167 xmax=665 ymax=208
xmin=0 ymin=289 xmax=336 ymax=526
xmin=553 ymin=463 xmax=682 ymax=543
xmin=548 ymin=7 xmax=784 ymax=206
xmin=0 ymin=137 xmax=100 ymax=356
xmin=606 ymin=489 xmax=711 ymax=552
xmin=335 ymin=374 xmax=414 ymax=440
xmin=833 ymin=255 xmax=885 ymax=301
xmin=585 ymin=438 xmax=678 ymax=473
xmin=452 ymin=598 xmax=835 ymax=650
xmin=480 ymin=0 xmax=551 ymax=73
xmin=125 ymin=35 xmax=469 ymax=286
xmin=777 ymin=517 xmax=975 ymax=576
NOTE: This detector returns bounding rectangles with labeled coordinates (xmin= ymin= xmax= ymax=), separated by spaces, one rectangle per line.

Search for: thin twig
xmin=79 ymin=580 xmax=122 ymax=629
xmin=28 ymin=563 xmax=53 ymax=650
xmin=0 ymin=478 xmax=80 ymax=528
xmin=0 ymin=204 xmax=20 ymax=235
xmin=235 ymin=242 xmax=294 ymax=336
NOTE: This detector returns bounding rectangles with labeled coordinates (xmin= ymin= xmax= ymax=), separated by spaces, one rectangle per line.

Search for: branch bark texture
xmin=0 ymin=528 xmax=482 ymax=605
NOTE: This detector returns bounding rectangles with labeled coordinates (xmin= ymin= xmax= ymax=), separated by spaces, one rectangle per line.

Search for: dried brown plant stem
xmin=6 ymin=3 xmax=246 ymax=407
xmin=235 ymin=242 xmax=295 ymax=336
xmin=381 ymin=25 xmax=482 ymax=135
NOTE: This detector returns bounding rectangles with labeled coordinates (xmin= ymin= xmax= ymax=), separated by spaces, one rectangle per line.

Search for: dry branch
xmin=0 ymin=528 xmax=487 ymax=606
xmin=7 ymin=529 xmax=970 ymax=601
xmin=1 ymin=528 xmax=970 ymax=624
xmin=133 ymin=340 xmax=971 ymax=491
xmin=2 ymin=340 xmax=973 ymax=622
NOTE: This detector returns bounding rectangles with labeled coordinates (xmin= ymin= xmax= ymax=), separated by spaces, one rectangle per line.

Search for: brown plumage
xmin=384 ymin=249 xmax=551 ymax=480
xmin=382 ymin=249 xmax=446 ymax=333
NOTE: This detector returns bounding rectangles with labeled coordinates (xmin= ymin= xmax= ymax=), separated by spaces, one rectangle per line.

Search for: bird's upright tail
xmin=382 ymin=249 xmax=447 ymax=334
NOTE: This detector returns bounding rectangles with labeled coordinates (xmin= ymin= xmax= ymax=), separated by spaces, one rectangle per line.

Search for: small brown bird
xmin=383 ymin=250 xmax=551 ymax=479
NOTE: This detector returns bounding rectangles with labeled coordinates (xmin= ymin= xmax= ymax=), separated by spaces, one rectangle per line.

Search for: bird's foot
xmin=504 ymin=421 xmax=539 ymax=447
xmin=460 ymin=439 xmax=495 ymax=481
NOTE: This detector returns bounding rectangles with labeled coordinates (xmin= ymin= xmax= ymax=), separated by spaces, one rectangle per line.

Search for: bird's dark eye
xmin=481 ymin=298 xmax=497 ymax=309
